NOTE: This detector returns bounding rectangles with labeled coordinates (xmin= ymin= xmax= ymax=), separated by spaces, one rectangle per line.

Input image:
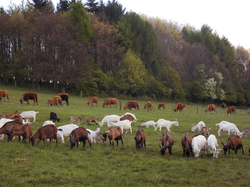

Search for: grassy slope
xmin=0 ymin=85 xmax=250 ymax=186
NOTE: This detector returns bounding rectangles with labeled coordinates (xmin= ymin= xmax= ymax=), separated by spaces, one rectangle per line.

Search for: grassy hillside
xmin=0 ymin=85 xmax=250 ymax=186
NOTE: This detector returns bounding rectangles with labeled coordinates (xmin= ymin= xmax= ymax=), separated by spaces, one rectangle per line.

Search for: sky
xmin=1 ymin=0 xmax=249 ymax=50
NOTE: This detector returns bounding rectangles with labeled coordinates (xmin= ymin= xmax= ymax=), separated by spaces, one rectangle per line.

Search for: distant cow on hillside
xmin=20 ymin=92 xmax=38 ymax=105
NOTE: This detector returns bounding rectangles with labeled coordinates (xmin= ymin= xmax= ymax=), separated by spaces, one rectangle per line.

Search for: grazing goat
xmin=123 ymin=112 xmax=137 ymax=122
xmin=87 ymin=97 xmax=98 ymax=107
xmin=154 ymin=119 xmax=179 ymax=132
xmin=159 ymin=132 xmax=174 ymax=156
xmin=70 ymin=115 xmax=84 ymax=125
xmin=57 ymin=124 xmax=79 ymax=143
xmin=181 ymin=133 xmax=193 ymax=157
xmin=20 ymin=111 xmax=39 ymax=122
xmin=134 ymin=128 xmax=146 ymax=149
xmin=108 ymin=120 xmax=133 ymax=134
xmin=143 ymin=101 xmax=153 ymax=110
xmin=216 ymin=121 xmax=242 ymax=138
xmin=205 ymin=104 xmax=216 ymax=113
xmin=1 ymin=112 xmax=10 ymax=118
xmin=191 ymin=121 xmax=206 ymax=132
xmin=192 ymin=135 xmax=207 ymax=158
xmin=239 ymin=128 xmax=250 ymax=137
xmin=8 ymin=111 xmax=22 ymax=121
xmin=158 ymin=103 xmax=165 ymax=110
xmin=141 ymin=120 xmax=156 ymax=128
xmin=84 ymin=117 xmax=98 ymax=125
xmin=0 ymin=120 xmax=24 ymax=141
xmin=20 ymin=92 xmax=38 ymax=105
xmin=30 ymin=124 xmax=58 ymax=146
xmin=0 ymin=90 xmax=10 ymax=102
xmin=0 ymin=118 xmax=14 ymax=140
xmin=200 ymin=127 xmax=210 ymax=136
xmin=227 ymin=106 xmax=236 ymax=114
xmin=222 ymin=135 xmax=244 ymax=155
xmin=124 ymin=101 xmax=139 ymax=110
xmin=207 ymin=134 xmax=221 ymax=158
xmin=50 ymin=112 xmax=60 ymax=122
xmin=101 ymin=126 xmax=123 ymax=147
xmin=102 ymin=98 xmax=117 ymax=108
xmin=70 ymin=127 xmax=92 ymax=149
xmin=99 ymin=115 xmax=120 ymax=127
xmin=9 ymin=123 xmax=33 ymax=143
xmin=86 ymin=128 xmax=102 ymax=143
xmin=120 ymin=114 xmax=135 ymax=124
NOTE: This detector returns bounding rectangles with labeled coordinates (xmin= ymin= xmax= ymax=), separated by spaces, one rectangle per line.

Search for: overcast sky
xmin=2 ymin=0 xmax=249 ymax=50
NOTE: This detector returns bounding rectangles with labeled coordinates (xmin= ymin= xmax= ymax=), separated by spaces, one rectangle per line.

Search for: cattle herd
xmin=0 ymin=89 xmax=249 ymax=158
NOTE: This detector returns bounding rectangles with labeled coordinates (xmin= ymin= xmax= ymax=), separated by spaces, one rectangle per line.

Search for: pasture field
xmin=0 ymin=85 xmax=250 ymax=186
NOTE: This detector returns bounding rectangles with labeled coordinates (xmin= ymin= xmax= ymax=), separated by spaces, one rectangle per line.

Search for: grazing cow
xmin=102 ymin=98 xmax=117 ymax=108
xmin=141 ymin=120 xmax=156 ymax=128
xmin=239 ymin=128 xmax=250 ymax=137
xmin=191 ymin=121 xmax=206 ymax=132
xmin=221 ymin=103 xmax=227 ymax=109
xmin=227 ymin=106 xmax=236 ymax=114
xmin=50 ymin=112 xmax=60 ymax=122
xmin=205 ymin=104 xmax=216 ymax=113
xmin=124 ymin=101 xmax=139 ymax=110
xmin=20 ymin=111 xmax=39 ymax=122
xmin=57 ymin=124 xmax=79 ymax=143
xmin=9 ymin=123 xmax=33 ymax=143
xmin=174 ymin=103 xmax=186 ymax=112
xmin=222 ymin=135 xmax=244 ymax=155
xmin=207 ymin=134 xmax=221 ymax=158
xmin=143 ymin=101 xmax=153 ymax=110
xmin=0 ymin=120 xmax=24 ymax=141
xmin=87 ymin=97 xmax=98 ymax=107
xmin=101 ymin=126 xmax=123 ymax=147
xmin=47 ymin=96 xmax=63 ymax=106
xmin=134 ymin=128 xmax=146 ymax=149
xmin=99 ymin=115 xmax=120 ymax=127
xmin=70 ymin=115 xmax=84 ymax=125
xmin=20 ymin=92 xmax=38 ymax=105
xmin=84 ymin=117 xmax=99 ymax=125
xmin=158 ymin=103 xmax=165 ymax=110
xmin=0 ymin=90 xmax=10 ymax=102
xmin=57 ymin=93 xmax=69 ymax=106
xmin=70 ymin=127 xmax=92 ymax=149
xmin=192 ymin=135 xmax=207 ymax=158
xmin=154 ymin=119 xmax=179 ymax=132
xmin=181 ymin=133 xmax=193 ymax=157
xmin=108 ymin=120 xmax=133 ymax=134
xmin=159 ymin=132 xmax=174 ymax=156
xmin=30 ymin=124 xmax=58 ymax=146
xmin=216 ymin=121 xmax=242 ymax=138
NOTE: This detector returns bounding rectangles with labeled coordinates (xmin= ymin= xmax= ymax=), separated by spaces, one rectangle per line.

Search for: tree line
xmin=0 ymin=0 xmax=250 ymax=106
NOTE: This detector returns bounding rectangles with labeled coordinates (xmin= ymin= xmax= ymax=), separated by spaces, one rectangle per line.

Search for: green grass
xmin=0 ymin=85 xmax=250 ymax=186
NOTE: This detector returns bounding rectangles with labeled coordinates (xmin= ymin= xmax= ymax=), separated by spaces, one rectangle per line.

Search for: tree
xmin=57 ymin=0 xmax=71 ymax=12
xmin=186 ymin=81 xmax=206 ymax=103
xmin=85 ymin=0 xmax=99 ymax=13
xmin=32 ymin=0 xmax=49 ymax=11
xmin=104 ymin=0 xmax=125 ymax=25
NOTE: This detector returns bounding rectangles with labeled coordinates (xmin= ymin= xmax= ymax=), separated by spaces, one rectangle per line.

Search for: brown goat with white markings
xmin=70 ymin=115 xmax=84 ymax=125
xmin=181 ymin=133 xmax=193 ymax=157
xmin=30 ymin=124 xmax=58 ymax=146
xmin=9 ymin=123 xmax=33 ymax=143
xmin=134 ymin=128 xmax=146 ymax=149
xmin=159 ymin=132 xmax=174 ymax=156
xmin=120 ymin=114 xmax=135 ymax=124
xmin=101 ymin=126 xmax=123 ymax=147
xmin=221 ymin=135 xmax=244 ymax=155
xmin=70 ymin=127 xmax=91 ymax=149
xmin=200 ymin=126 xmax=210 ymax=136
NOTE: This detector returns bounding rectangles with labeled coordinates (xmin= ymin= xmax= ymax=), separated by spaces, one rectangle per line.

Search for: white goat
xmin=207 ymin=134 xmax=221 ymax=158
xmin=43 ymin=120 xmax=56 ymax=126
xmin=123 ymin=112 xmax=137 ymax=122
xmin=86 ymin=128 xmax=101 ymax=143
xmin=108 ymin=120 xmax=133 ymax=134
xmin=20 ymin=111 xmax=39 ymax=122
xmin=191 ymin=121 xmax=206 ymax=132
xmin=216 ymin=121 xmax=242 ymax=138
xmin=99 ymin=115 xmax=120 ymax=127
xmin=154 ymin=119 xmax=179 ymax=132
xmin=70 ymin=115 xmax=84 ymax=125
xmin=192 ymin=135 xmax=207 ymax=158
xmin=57 ymin=124 xmax=79 ymax=143
xmin=0 ymin=118 xmax=14 ymax=140
xmin=141 ymin=120 xmax=156 ymax=128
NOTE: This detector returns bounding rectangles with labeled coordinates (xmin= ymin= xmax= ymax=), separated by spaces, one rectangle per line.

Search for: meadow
xmin=0 ymin=85 xmax=250 ymax=187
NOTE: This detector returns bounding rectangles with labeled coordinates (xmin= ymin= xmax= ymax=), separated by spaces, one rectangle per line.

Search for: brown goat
xmin=158 ymin=103 xmax=165 ymax=110
xmin=221 ymin=135 xmax=244 ymax=155
xmin=159 ymin=132 xmax=174 ymax=156
xmin=1 ymin=112 xmax=10 ymax=118
xmin=70 ymin=115 xmax=85 ymax=125
xmin=8 ymin=111 xmax=22 ymax=121
xmin=120 ymin=114 xmax=135 ymax=124
xmin=9 ymin=123 xmax=33 ymax=143
xmin=200 ymin=127 xmax=210 ymax=136
xmin=70 ymin=127 xmax=92 ymax=149
xmin=0 ymin=121 xmax=24 ymax=141
xmin=84 ymin=117 xmax=98 ymax=125
xmin=101 ymin=126 xmax=123 ymax=147
xmin=30 ymin=124 xmax=58 ymax=146
xmin=134 ymin=128 xmax=146 ymax=149
xmin=181 ymin=133 xmax=193 ymax=157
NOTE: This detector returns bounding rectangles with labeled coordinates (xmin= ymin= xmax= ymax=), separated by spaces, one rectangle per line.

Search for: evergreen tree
xmin=57 ymin=0 xmax=71 ymax=12
xmin=85 ymin=0 xmax=99 ymax=13
xmin=104 ymin=0 xmax=125 ymax=24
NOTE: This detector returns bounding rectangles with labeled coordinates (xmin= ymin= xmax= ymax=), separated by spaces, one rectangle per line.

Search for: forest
xmin=0 ymin=0 xmax=250 ymax=106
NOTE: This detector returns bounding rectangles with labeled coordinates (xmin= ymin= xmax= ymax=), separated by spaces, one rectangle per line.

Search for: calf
xmin=70 ymin=127 xmax=92 ymax=149
xmin=216 ymin=121 xmax=242 ymax=138
xmin=87 ymin=97 xmax=98 ymax=107
xmin=222 ymin=135 xmax=244 ymax=155
xmin=30 ymin=124 xmax=58 ymax=146
xmin=57 ymin=124 xmax=79 ymax=143
xmin=191 ymin=121 xmax=206 ymax=132
xmin=0 ymin=90 xmax=10 ymax=102
xmin=70 ymin=115 xmax=84 ymax=125
xmin=50 ymin=112 xmax=60 ymax=122
xmin=192 ymin=135 xmax=207 ymax=158
xmin=141 ymin=120 xmax=156 ymax=128
xmin=154 ymin=119 xmax=179 ymax=132
xmin=207 ymin=134 xmax=221 ymax=158
xmin=134 ymin=128 xmax=146 ymax=149
xmin=181 ymin=133 xmax=193 ymax=157
xmin=227 ymin=106 xmax=236 ymax=114
xmin=84 ymin=117 xmax=98 ymax=125
xmin=158 ymin=103 xmax=165 ymax=110
xmin=101 ymin=126 xmax=123 ymax=147
xmin=159 ymin=132 xmax=174 ymax=156
xmin=205 ymin=104 xmax=216 ymax=113
xmin=20 ymin=111 xmax=39 ymax=122
xmin=9 ymin=123 xmax=33 ymax=143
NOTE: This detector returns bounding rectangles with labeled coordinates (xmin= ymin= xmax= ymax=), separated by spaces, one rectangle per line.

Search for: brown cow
xmin=102 ymin=98 xmax=117 ymax=108
xmin=101 ymin=126 xmax=123 ymax=147
xmin=181 ymin=133 xmax=193 ymax=157
xmin=0 ymin=90 xmax=10 ymax=102
xmin=158 ymin=103 xmax=165 ymax=110
xmin=174 ymin=103 xmax=186 ymax=112
xmin=57 ymin=93 xmax=69 ymax=106
xmin=47 ymin=96 xmax=63 ymax=106
xmin=159 ymin=132 xmax=174 ymax=156
xmin=222 ymin=135 xmax=244 ymax=155
xmin=124 ymin=101 xmax=139 ymax=110
xmin=205 ymin=104 xmax=216 ymax=113
xmin=221 ymin=103 xmax=227 ymax=110
xmin=227 ymin=106 xmax=235 ymax=114
xmin=87 ymin=97 xmax=98 ymax=107
xmin=134 ymin=128 xmax=146 ymax=149
xmin=70 ymin=127 xmax=92 ymax=149
xmin=20 ymin=92 xmax=38 ymax=105
xmin=143 ymin=101 xmax=153 ymax=110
